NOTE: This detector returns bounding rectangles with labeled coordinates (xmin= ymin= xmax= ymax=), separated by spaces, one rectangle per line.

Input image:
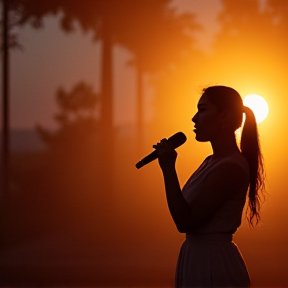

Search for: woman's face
xmin=192 ymin=93 xmax=223 ymax=142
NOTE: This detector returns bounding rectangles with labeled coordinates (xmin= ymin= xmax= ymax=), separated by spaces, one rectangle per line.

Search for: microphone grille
xmin=168 ymin=132 xmax=187 ymax=148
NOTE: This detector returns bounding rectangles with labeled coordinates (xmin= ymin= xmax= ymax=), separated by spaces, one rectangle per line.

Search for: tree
xmin=213 ymin=0 xmax=273 ymax=68
xmin=201 ymin=0 xmax=287 ymax=90
xmin=1 ymin=0 xmax=10 ymax=198
xmin=265 ymin=0 xmax=288 ymax=63
xmin=36 ymin=82 xmax=103 ymax=225
xmin=120 ymin=6 xmax=200 ymax=151
xmin=11 ymin=0 xmax=200 ymax=153
xmin=37 ymin=81 xmax=100 ymax=154
xmin=1 ymin=0 xmax=23 ymax=197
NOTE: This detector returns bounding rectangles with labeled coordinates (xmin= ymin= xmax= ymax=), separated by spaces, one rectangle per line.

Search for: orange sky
xmin=4 ymin=0 xmax=288 ymax=286
xmin=9 ymin=0 xmax=224 ymax=130
xmin=8 ymin=0 xmax=270 ymax=131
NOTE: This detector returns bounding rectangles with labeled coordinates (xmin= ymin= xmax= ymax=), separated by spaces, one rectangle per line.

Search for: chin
xmin=195 ymin=135 xmax=209 ymax=142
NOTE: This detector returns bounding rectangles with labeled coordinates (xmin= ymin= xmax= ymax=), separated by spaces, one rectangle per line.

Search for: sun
xmin=243 ymin=94 xmax=269 ymax=124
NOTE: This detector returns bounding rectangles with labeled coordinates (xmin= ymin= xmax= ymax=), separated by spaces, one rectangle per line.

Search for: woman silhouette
xmin=153 ymin=86 xmax=265 ymax=287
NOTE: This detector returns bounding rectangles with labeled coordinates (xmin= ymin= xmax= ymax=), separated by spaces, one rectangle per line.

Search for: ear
xmin=219 ymin=111 xmax=229 ymax=122
xmin=220 ymin=111 xmax=233 ymax=129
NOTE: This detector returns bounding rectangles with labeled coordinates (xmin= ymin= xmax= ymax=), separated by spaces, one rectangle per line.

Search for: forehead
xmin=198 ymin=93 xmax=213 ymax=106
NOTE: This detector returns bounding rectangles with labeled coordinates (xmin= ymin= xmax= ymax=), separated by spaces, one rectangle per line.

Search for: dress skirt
xmin=175 ymin=234 xmax=250 ymax=288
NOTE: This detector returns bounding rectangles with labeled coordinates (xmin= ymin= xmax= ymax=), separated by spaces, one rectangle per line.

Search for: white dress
xmin=175 ymin=152 xmax=251 ymax=288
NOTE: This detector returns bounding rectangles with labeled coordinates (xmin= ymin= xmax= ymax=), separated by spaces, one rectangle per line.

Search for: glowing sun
xmin=243 ymin=94 xmax=269 ymax=124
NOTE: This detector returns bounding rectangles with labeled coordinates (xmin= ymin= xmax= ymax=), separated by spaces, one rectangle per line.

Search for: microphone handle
xmin=135 ymin=150 xmax=157 ymax=169
xmin=135 ymin=132 xmax=186 ymax=169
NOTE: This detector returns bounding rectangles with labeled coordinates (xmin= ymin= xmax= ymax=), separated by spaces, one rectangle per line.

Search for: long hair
xmin=240 ymin=106 xmax=265 ymax=226
xmin=203 ymin=86 xmax=266 ymax=227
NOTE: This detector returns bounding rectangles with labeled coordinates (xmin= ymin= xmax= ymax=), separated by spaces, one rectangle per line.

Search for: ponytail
xmin=240 ymin=106 xmax=266 ymax=227
xmin=203 ymin=85 xmax=266 ymax=226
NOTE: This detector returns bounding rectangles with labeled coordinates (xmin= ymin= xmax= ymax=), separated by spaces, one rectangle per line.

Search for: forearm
xmin=162 ymin=167 xmax=191 ymax=232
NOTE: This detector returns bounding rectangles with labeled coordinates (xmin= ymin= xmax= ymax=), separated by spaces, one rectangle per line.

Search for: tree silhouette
xmin=204 ymin=0 xmax=287 ymax=89
xmin=11 ymin=0 xmax=200 ymax=155
xmin=122 ymin=7 xmax=200 ymax=152
xmin=37 ymin=81 xmax=100 ymax=154
xmin=0 ymin=82 xmax=102 ymax=248
xmin=266 ymin=0 xmax=288 ymax=27
xmin=1 ymin=0 xmax=23 ymax=197
xmin=265 ymin=0 xmax=288 ymax=58
xmin=35 ymin=82 xmax=103 ymax=227
xmin=213 ymin=0 xmax=273 ymax=62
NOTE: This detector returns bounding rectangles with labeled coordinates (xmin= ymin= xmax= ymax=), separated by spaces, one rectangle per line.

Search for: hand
xmin=153 ymin=138 xmax=177 ymax=171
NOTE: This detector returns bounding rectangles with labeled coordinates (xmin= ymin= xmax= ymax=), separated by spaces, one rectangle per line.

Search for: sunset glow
xmin=243 ymin=94 xmax=269 ymax=124
xmin=4 ymin=0 xmax=287 ymax=286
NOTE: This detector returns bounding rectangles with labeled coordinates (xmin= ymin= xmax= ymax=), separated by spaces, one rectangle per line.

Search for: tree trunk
xmin=100 ymin=17 xmax=114 ymax=200
xmin=1 ymin=0 xmax=10 ymax=199
xmin=136 ymin=56 xmax=144 ymax=156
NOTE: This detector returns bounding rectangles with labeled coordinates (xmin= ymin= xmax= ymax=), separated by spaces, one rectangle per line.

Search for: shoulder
xmin=204 ymin=154 xmax=249 ymax=195
xmin=207 ymin=162 xmax=248 ymax=185
xmin=213 ymin=152 xmax=249 ymax=177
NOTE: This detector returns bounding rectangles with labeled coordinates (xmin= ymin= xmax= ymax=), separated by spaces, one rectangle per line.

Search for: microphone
xmin=135 ymin=132 xmax=187 ymax=169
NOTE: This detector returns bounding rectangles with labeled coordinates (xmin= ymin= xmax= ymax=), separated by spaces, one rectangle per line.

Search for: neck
xmin=210 ymin=133 xmax=240 ymax=159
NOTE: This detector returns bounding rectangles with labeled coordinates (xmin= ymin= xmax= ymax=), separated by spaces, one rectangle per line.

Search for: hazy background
xmin=0 ymin=0 xmax=287 ymax=286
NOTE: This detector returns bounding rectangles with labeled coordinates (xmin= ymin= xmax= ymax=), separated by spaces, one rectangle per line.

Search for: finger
xmin=161 ymin=138 xmax=174 ymax=149
xmin=153 ymin=139 xmax=173 ymax=151
xmin=160 ymin=138 xmax=170 ymax=147
xmin=152 ymin=142 xmax=161 ymax=149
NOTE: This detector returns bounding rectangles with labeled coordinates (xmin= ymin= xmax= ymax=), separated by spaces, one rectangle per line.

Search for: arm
xmin=154 ymin=139 xmax=248 ymax=233
xmin=161 ymin=166 xmax=192 ymax=232
xmin=153 ymin=138 xmax=192 ymax=232
xmin=162 ymin=161 xmax=248 ymax=233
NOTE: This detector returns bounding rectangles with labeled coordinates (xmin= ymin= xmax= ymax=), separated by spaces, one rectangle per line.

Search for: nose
xmin=192 ymin=112 xmax=197 ymax=123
